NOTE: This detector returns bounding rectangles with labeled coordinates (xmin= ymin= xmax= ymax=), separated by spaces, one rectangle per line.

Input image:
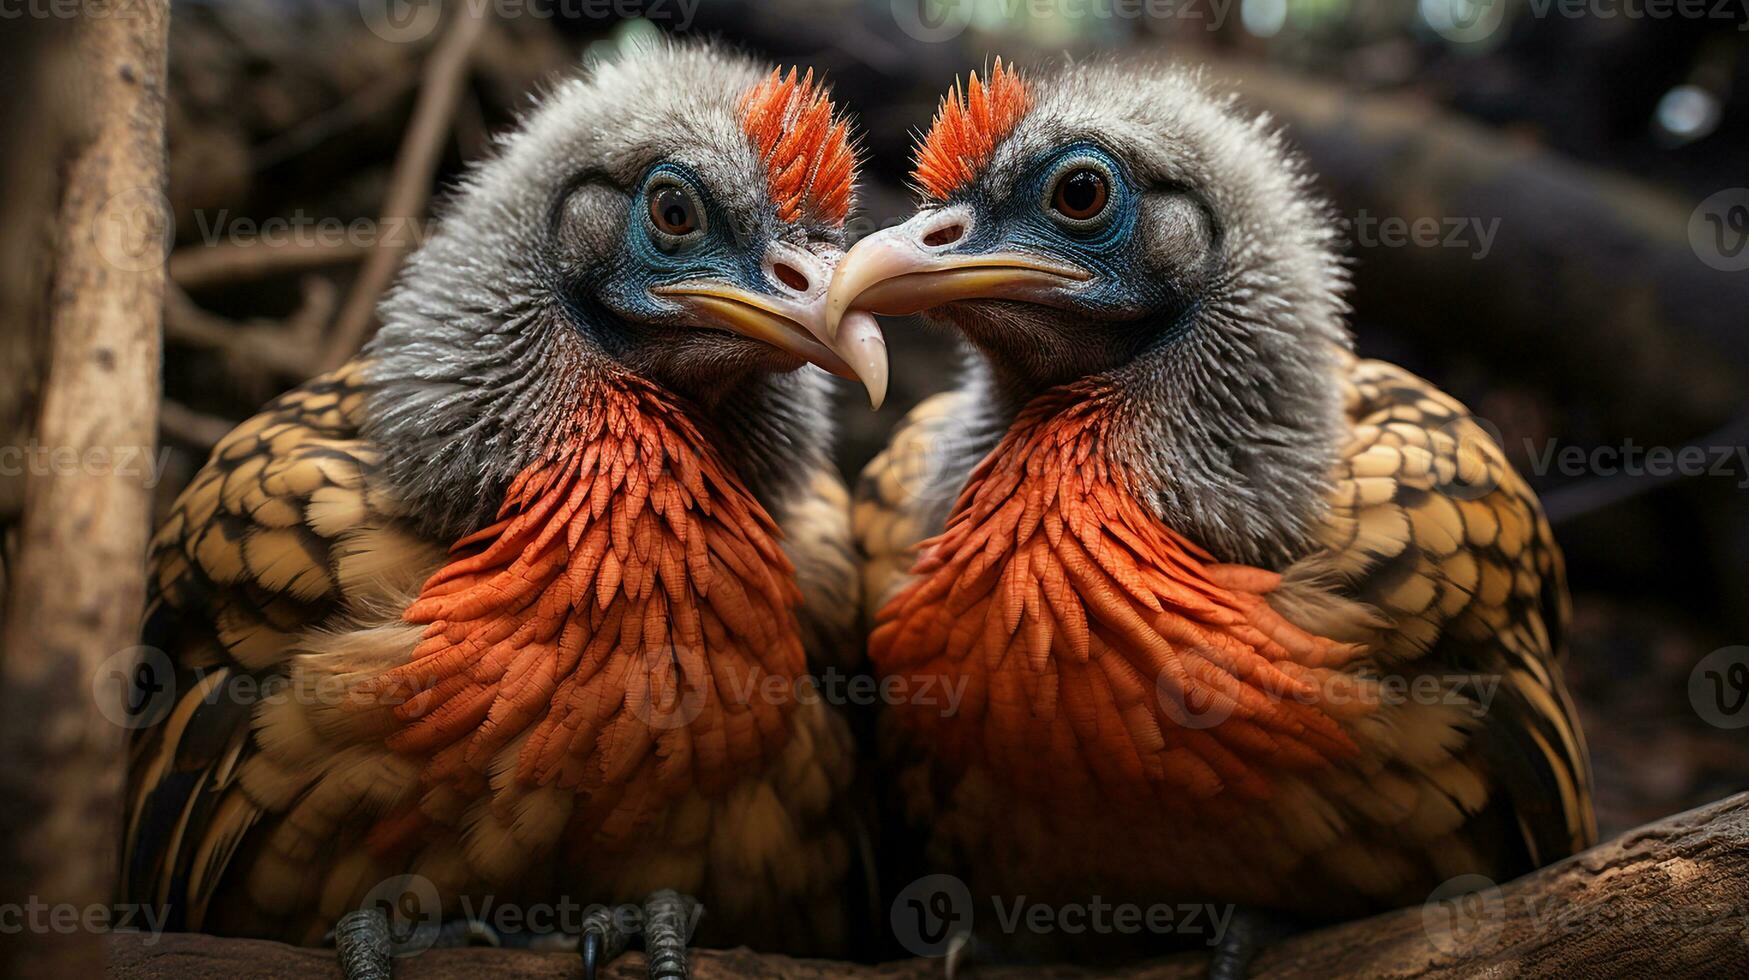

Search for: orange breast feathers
xmin=869 ymin=385 xmax=1376 ymax=812
xmin=364 ymin=374 xmax=806 ymax=832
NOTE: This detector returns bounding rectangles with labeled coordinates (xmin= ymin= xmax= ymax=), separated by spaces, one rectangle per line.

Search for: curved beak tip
xmin=833 ymin=309 xmax=888 ymax=410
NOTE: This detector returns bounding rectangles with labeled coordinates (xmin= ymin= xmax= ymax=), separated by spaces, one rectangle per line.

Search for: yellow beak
xmin=825 ymin=208 xmax=1092 ymax=341
xmin=654 ymin=242 xmax=889 ymax=409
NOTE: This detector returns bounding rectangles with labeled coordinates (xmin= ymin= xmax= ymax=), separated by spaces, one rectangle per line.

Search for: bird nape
xmin=121 ymin=40 xmax=885 ymax=980
xmin=840 ymin=56 xmax=1595 ymax=973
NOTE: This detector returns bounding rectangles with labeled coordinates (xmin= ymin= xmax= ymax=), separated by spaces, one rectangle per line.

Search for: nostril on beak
xmin=922 ymin=223 xmax=964 ymax=248
xmin=772 ymin=262 xmax=811 ymax=293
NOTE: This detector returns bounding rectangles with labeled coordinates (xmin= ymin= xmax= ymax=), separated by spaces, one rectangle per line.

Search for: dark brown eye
xmin=649 ymin=184 xmax=700 ymax=237
xmin=1051 ymin=168 xmax=1109 ymax=222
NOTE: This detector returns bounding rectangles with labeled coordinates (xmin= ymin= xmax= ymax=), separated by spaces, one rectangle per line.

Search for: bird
xmin=830 ymin=57 xmax=1595 ymax=972
xmin=120 ymin=41 xmax=889 ymax=980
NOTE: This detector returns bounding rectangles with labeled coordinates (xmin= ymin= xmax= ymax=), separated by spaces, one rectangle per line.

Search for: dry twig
xmin=322 ymin=7 xmax=491 ymax=371
xmin=169 ymin=238 xmax=367 ymax=290
xmin=164 ymin=279 xmax=334 ymax=381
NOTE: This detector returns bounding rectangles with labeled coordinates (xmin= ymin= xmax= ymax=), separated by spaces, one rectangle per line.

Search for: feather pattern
xmin=359 ymin=371 xmax=806 ymax=837
xmin=858 ymin=358 xmax=1594 ymax=924
xmin=870 ymin=380 xmax=1372 ymax=812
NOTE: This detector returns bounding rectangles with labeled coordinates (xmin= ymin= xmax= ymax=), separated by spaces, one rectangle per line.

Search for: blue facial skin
xmin=587 ymin=162 xmax=776 ymax=338
xmin=941 ymin=142 xmax=1198 ymax=345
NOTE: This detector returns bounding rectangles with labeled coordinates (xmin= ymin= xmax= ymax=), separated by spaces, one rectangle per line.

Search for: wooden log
xmin=108 ymin=793 xmax=1749 ymax=979
xmin=0 ymin=3 xmax=171 ymax=977
xmin=1214 ymin=58 xmax=1749 ymax=442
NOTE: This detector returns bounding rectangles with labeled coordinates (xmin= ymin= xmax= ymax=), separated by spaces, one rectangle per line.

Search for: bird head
xmin=830 ymin=58 xmax=1353 ymax=566
xmin=362 ymin=41 xmax=887 ymax=538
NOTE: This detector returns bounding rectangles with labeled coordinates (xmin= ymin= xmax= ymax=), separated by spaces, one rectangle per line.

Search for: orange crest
xmin=739 ymin=66 xmax=857 ymax=226
xmin=913 ymin=57 xmax=1032 ymax=200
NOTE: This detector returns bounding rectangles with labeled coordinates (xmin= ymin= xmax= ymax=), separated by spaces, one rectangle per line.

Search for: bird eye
xmin=1050 ymin=167 xmax=1110 ymax=223
xmin=647 ymin=181 xmax=703 ymax=241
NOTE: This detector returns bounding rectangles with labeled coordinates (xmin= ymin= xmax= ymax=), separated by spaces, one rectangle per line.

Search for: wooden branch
xmin=0 ymin=2 xmax=170 ymax=977
xmin=1210 ymin=58 xmax=1749 ymax=441
xmin=321 ymin=8 xmax=491 ymax=371
xmin=163 ymin=279 xmax=333 ymax=381
xmin=158 ymin=401 xmax=236 ymax=451
xmin=169 ymin=238 xmax=367 ymax=291
xmin=108 ymin=793 xmax=1749 ymax=979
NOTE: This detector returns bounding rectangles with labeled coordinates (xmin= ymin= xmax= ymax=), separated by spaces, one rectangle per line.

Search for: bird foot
xmin=334 ymin=907 xmax=392 ymax=980
xmin=581 ymin=889 xmax=702 ymax=980
xmin=330 ymin=911 xmax=501 ymax=979
xmin=1206 ymin=907 xmax=1296 ymax=980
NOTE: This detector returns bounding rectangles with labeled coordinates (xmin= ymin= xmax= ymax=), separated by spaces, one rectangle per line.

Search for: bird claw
xmin=943 ymin=930 xmax=974 ymax=980
xmin=334 ymin=907 xmax=392 ymax=980
xmin=579 ymin=890 xmax=701 ymax=980
xmin=1206 ymin=907 xmax=1294 ymax=980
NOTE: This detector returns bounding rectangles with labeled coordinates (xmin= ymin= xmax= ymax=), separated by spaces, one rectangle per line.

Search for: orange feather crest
xmin=364 ymin=373 xmax=806 ymax=843
xmin=912 ymin=57 xmax=1032 ymax=200
xmin=869 ymin=384 xmax=1375 ymax=816
xmin=739 ymin=66 xmax=857 ymax=226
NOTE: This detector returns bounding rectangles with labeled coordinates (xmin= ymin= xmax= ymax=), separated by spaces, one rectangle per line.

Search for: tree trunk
xmin=0 ymin=3 xmax=171 ymax=976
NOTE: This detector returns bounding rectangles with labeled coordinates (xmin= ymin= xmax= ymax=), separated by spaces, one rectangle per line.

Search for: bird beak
xmin=825 ymin=207 xmax=1092 ymax=341
xmin=653 ymin=242 xmax=889 ymax=409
